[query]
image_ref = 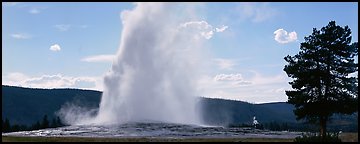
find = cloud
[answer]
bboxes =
[213,73,252,87]
[54,24,89,31]
[10,33,31,39]
[214,73,246,81]
[197,71,291,103]
[2,72,103,91]
[50,44,61,51]
[201,30,214,39]
[274,28,298,44]
[179,20,228,39]
[81,54,115,63]
[54,24,71,31]
[213,58,236,70]
[29,8,40,14]
[215,25,228,32]
[237,2,277,23]
[180,21,212,29]
[5,72,29,82]
[234,81,252,86]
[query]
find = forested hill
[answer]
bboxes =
[2,85,101,125]
[200,98,297,125]
[2,85,357,132]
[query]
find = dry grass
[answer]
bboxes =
[3,132,357,142]
[339,132,358,142]
[2,136,294,142]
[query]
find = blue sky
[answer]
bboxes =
[2,2,358,103]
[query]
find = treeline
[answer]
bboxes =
[2,115,65,133]
[262,121,318,132]
[2,85,101,126]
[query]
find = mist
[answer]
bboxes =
[59,3,211,126]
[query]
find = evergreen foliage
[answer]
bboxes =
[284,21,358,140]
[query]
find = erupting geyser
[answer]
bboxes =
[84,3,206,125]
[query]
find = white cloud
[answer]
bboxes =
[2,72,104,91]
[10,33,31,39]
[215,25,228,32]
[180,21,212,29]
[237,2,277,23]
[274,28,298,44]
[5,72,29,82]
[213,73,252,87]
[179,20,228,39]
[234,81,252,86]
[214,73,244,81]
[213,58,236,70]
[197,71,291,104]
[29,8,40,14]
[54,24,71,31]
[54,24,89,31]
[81,54,115,63]
[50,44,61,52]
[201,30,214,39]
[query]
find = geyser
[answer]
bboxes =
[88,3,207,125]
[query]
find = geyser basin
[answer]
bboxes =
[2,122,302,139]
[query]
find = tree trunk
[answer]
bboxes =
[319,116,327,141]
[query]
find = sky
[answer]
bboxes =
[2,2,358,104]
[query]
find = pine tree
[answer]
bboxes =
[32,121,41,130]
[41,115,49,129]
[56,116,62,127]
[284,21,358,140]
[3,118,11,132]
[51,117,57,128]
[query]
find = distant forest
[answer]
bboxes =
[2,85,358,133]
[3,115,65,132]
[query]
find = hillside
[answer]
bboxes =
[2,85,357,132]
[2,85,101,125]
[200,98,297,125]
